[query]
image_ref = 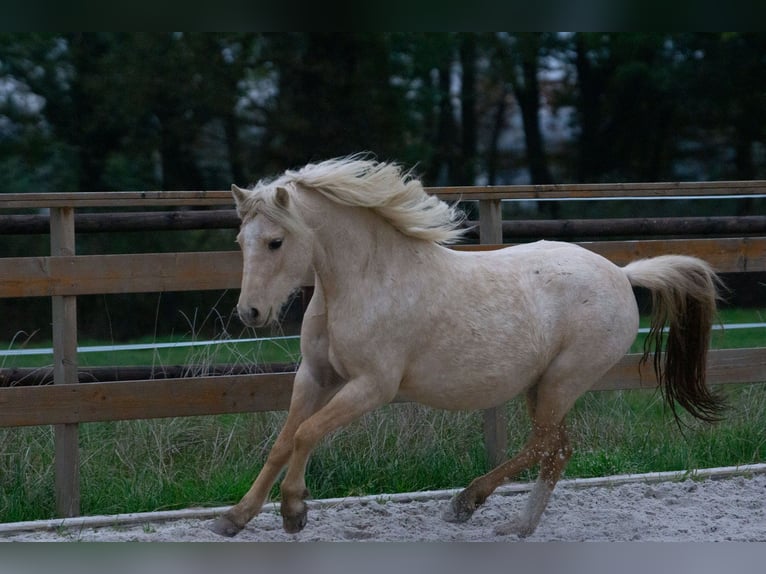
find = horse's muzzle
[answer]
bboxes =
[237,305,268,327]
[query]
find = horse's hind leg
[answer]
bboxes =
[442,415,568,528]
[443,378,576,537]
[494,385,573,537]
[495,422,571,537]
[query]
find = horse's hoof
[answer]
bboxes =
[442,491,479,523]
[281,502,308,534]
[494,517,537,538]
[209,515,244,537]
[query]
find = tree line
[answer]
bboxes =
[2,32,766,196]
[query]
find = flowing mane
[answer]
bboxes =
[256,157,465,244]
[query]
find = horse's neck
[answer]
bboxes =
[300,193,442,301]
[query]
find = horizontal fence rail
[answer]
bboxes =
[4,179,766,208]
[0,361,300,387]
[3,212,766,238]
[1,237,764,299]
[1,180,765,520]
[0,348,764,427]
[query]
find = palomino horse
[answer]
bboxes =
[212,157,724,538]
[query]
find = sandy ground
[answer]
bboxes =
[2,467,765,542]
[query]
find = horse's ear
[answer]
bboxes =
[231,184,249,218]
[275,186,290,209]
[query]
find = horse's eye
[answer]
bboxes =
[268,238,283,251]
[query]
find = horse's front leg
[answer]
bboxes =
[210,363,337,537]
[279,377,394,533]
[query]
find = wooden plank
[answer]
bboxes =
[473,216,766,240]
[594,348,766,391]
[0,373,295,427]
[1,237,763,299]
[0,349,761,428]
[430,180,766,201]
[482,408,508,468]
[3,180,766,208]
[0,362,300,387]
[5,212,766,238]
[0,251,243,298]
[579,237,766,271]
[0,210,239,235]
[1,191,234,209]
[452,237,766,273]
[478,199,503,244]
[50,207,80,518]
[478,199,508,468]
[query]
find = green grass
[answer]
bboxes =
[0,308,763,523]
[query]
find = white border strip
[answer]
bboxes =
[0,335,300,357]
[1,463,764,535]
[636,322,765,334]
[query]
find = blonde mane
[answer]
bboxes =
[253,157,465,244]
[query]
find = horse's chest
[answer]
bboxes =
[326,342,350,381]
[323,322,402,383]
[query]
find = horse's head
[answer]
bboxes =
[232,183,313,328]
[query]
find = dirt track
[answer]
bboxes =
[2,465,765,542]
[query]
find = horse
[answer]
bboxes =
[211,156,725,538]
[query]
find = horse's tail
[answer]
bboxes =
[623,255,726,424]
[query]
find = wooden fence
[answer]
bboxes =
[1,181,766,519]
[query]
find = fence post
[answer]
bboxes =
[478,198,508,468]
[50,206,80,517]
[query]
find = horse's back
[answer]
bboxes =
[469,240,639,358]
[451,240,637,325]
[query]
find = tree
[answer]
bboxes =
[0,33,79,193]
[258,33,408,173]
[486,33,556,185]
[457,33,478,186]
[385,33,457,184]
[568,33,679,182]
[674,33,766,181]
[97,33,238,191]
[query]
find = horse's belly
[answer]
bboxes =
[397,360,538,411]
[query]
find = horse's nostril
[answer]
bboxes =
[237,306,260,325]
